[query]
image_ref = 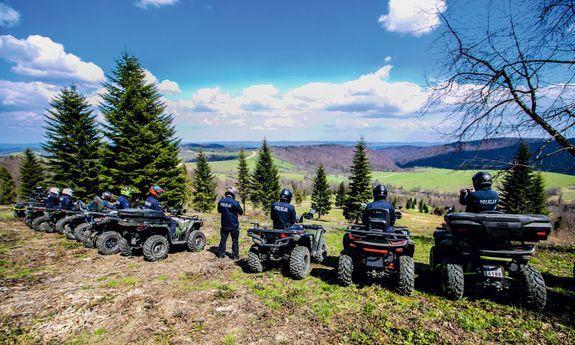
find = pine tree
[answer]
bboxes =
[528,173,548,214]
[343,138,372,222]
[335,181,346,208]
[100,52,187,206]
[236,148,250,210]
[0,167,16,204]
[190,149,217,212]
[250,139,280,209]
[311,164,332,219]
[295,190,304,205]
[499,143,533,213]
[19,148,45,199]
[43,86,102,199]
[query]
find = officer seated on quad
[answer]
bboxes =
[362,184,396,232]
[116,186,134,210]
[60,188,74,210]
[271,189,297,229]
[45,187,61,208]
[459,171,499,213]
[144,185,177,240]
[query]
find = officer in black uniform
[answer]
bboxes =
[271,189,297,229]
[459,171,499,212]
[362,184,396,232]
[217,187,243,260]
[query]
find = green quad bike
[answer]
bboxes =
[336,208,415,295]
[117,208,206,261]
[246,211,327,280]
[430,211,552,310]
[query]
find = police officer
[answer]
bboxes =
[217,187,243,260]
[100,192,116,210]
[45,187,60,208]
[362,184,396,232]
[116,186,134,209]
[144,185,177,240]
[271,189,297,229]
[459,171,499,212]
[60,188,74,210]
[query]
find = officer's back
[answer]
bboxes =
[271,189,297,230]
[218,194,243,229]
[460,172,499,213]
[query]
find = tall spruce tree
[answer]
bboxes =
[499,143,533,213]
[236,148,250,210]
[335,181,346,208]
[343,138,372,222]
[0,167,16,204]
[190,149,217,212]
[527,173,548,214]
[100,52,187,205]
[19,148,45,199]
[311,164,332,219]
[43,86,102,199]
[250,139,280,209]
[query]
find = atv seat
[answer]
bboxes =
[366,208,391,232]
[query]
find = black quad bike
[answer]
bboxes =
[13,202,31,218]
[117,208,206,261]
[60,210,107,241]
[32,208,82,233]
[24,204,47,229]
[80,211,124,254]
[246,211,327,280]
[430,211,552,310]
[336,208,415,295]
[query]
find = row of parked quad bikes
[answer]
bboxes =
[13,198,559,310]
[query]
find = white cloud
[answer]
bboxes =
[0,35,105,83]
[378,0,447,36]
[0,80,59,109]
[143,69,181,95]
[384,56,392,63]
[0,3,20,27]
[136,0,178,9]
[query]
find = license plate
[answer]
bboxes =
[483,265,504,278]
[366,257,385,268]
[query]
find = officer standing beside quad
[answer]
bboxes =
[459,171,499,213]
[144,185,177,241]
[362,184,396,232]
[271,189,297,229]
[217,187,243,260]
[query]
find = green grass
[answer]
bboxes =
[104,276,138,288]
[185,152,295,174]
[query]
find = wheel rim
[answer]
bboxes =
[105,237,118,250]
[194,236,204,247]
[153,242,166,255]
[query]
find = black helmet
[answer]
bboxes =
[225,186,236,199]
[373,184,388,201]
[472,171,493,190]
[279,189,293,203]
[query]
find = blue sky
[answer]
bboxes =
[0,0,460,143]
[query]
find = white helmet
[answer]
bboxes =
[62,188,74,197]
[49,187,60,196]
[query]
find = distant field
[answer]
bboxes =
[185,151,295,174]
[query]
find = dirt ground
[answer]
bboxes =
[0,219,333,344]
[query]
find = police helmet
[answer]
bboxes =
[279,189,293,203]
[101,191,114,201]
[372,184,388,201]
[225,186,236,199]
[62,188,74,197]
[49,187,60,196]
[121,186,136,197]
[472,171,493,190]
[149,185,165,197]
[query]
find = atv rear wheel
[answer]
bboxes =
[43,221,55,233]
[337,250,354,286]
[64,224,76,240]
[97,231,123,255]
[74,223,92,243]
[247,246,263,273]
[119,237,132,256]
[56,217,70,234]
[397,256,415,295]
[442,263,464,300]
[289,246,311,280]
[429,246,438,274]
[82,229,96,248]
[186,230,206,252]
[143,235,169,261]
[311,237,327,264]
[32,216,48,232]
[517,265,546,310]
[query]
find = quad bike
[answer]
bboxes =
[78,211,124,254]
[15,189,46,218]
[32,207,83,233]
[24,204,47,228]
[336,208,415,295]
[430,211,552,310]
[117,208,205,261]
[246,210,327,280]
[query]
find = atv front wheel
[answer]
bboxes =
[186,230,206,252]
[32,216,48,232]
[337,250,354,286]
[247,246,263,273]
[517,265,546,310]
[441,263,464,300]
[43,221,55,233]
[289,246,311,280]
[82,229,96,248]
[311,237,327,264]
[143,235,169,261]
[64,224,76,240]
[56,217,71,234]
[119,237,132,256]
[97,231,123,255]
[397,255,415,296]
[74,223,92,243]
